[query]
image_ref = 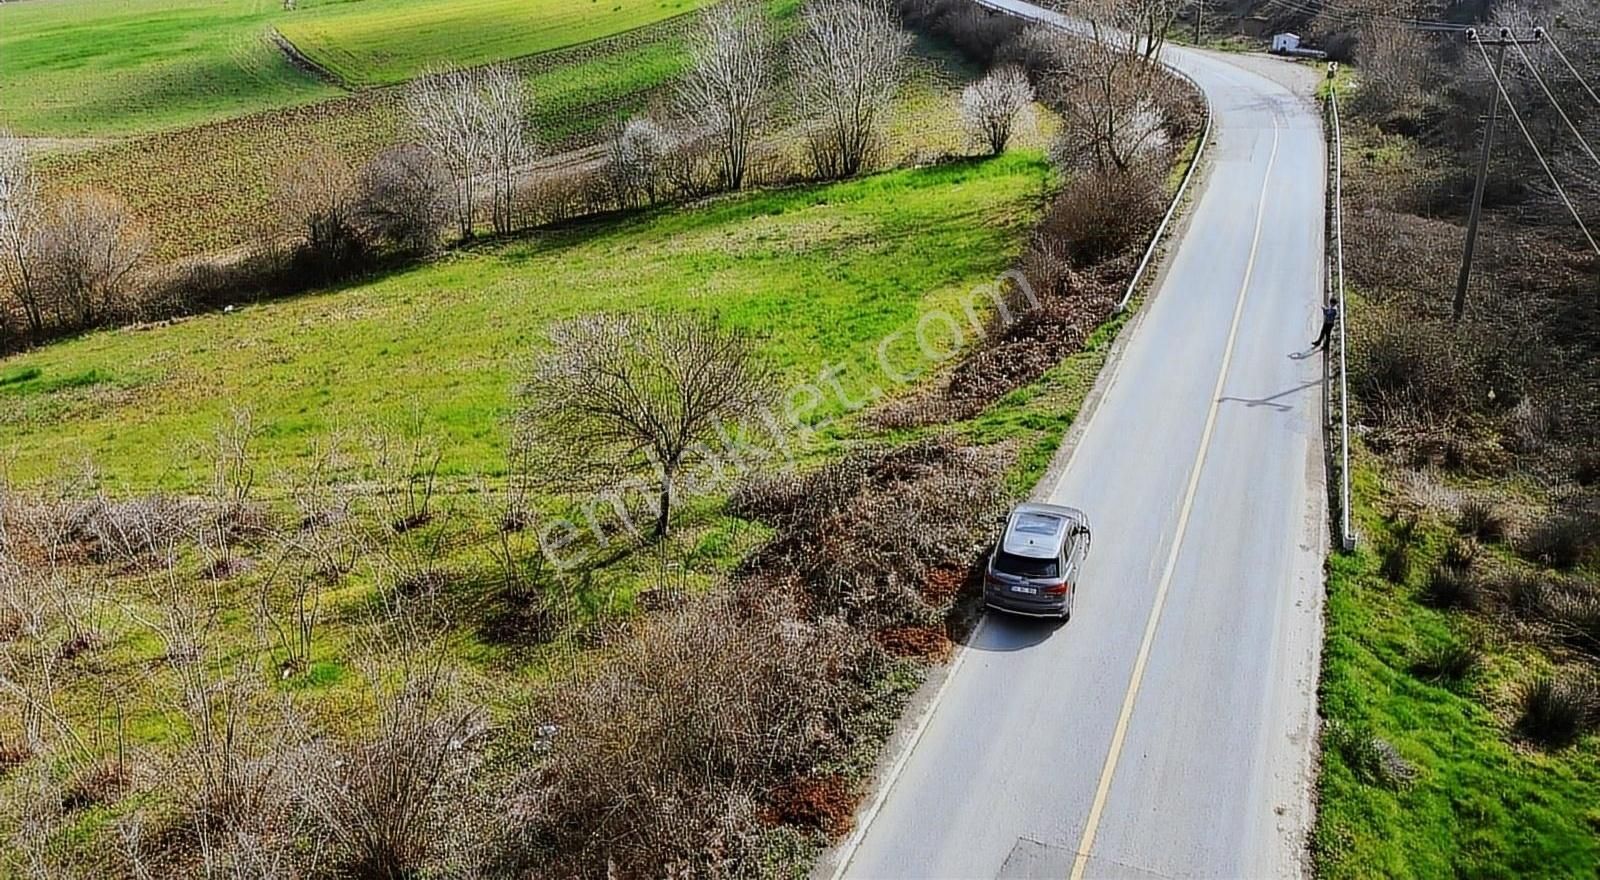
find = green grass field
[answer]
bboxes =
[0,0,338,137]
[0,0,714,138]
[279,0,714,87]
[1314,456,1600,878]
[0,153,1052,488]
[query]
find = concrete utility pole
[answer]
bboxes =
[1193,0,1203,44]
[1454,27,1541,322]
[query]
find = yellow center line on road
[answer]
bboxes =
[1067,115,1284,880]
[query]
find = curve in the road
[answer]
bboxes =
[822,6,1328,879]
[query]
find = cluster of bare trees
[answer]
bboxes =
[0,424,515,877]
[405,64,532,239]
[271,144,449,274]
[794,0,913,178]
[678,1,775,191]
[606,117,674,208]
[604,0,915,202]
[0,134,148,344]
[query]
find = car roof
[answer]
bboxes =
[1000,503,1087,559]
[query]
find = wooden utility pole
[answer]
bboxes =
[1454,27,1541,322]
[1193,0,1202,44]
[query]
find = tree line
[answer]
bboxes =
[0,0,1040,355]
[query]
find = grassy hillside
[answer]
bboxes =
[0,0,338,137]
[1316,457,1600,878]
[0,0,713,138]
[279,0,714,87]
[0,153,1052,487]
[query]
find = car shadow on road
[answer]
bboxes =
[965,612,1064,652]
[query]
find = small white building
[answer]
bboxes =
[1271,32,1302,53]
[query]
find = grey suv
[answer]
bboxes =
[982,502,1092,620]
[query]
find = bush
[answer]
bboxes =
[895,0,1029,69]
[1573,449,1600,487]
[733,437,1007,627]
[1455,500,1507,543]
[1517,672,1600,748]
[1441,536,1479,571]
[513,592,876,877]
[1324,719,1417,789]
[355,145,447,257]
[1496,567,1556,621]
[297,660,488,879]
[1039,165,1165,268]
[1546,582,1600,657]
[1521,505,1600,570]
[1380,540,1413,585]
[1411,638,1481,684]
[1420,563,1481,610]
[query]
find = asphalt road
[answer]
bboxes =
[820,8,1329,879]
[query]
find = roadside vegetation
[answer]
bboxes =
[0,0,1203,875]
[1293,0,1600,874]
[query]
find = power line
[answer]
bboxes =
[1539,31,1600,109]
[1473,32,1600,257]
[1264,0,1469,32]
[1510,35,1600,174]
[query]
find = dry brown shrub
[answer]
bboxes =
[296,657,489,879]
[867,261,1118,431]
[763,774,855,838]
[873,624,953,660]
[513,591,876,877]
[1039,164,1165,267]
[60,757,128,813]
[733,436,1007,627]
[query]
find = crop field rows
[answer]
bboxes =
[0,0,724,138]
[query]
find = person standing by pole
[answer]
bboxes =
[1310,296,1339,352]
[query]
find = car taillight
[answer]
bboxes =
[1042,581,1069,596]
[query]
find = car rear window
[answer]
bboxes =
[993,550,1060,579]
[1012,512,1065,537]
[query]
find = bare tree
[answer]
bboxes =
[1082,0,1182,62]
[406,65,531,239]
[30,190,147,331]
[1042,26,1182,173]
[659,126,722,199]
[678,1,773,191]
[607,116,672,208]
[960,65,1035,155]
[478,64,533,236]
[515,313,776,538]
[792,0,912,179]
[0,133,40,340]
[1350,23,1431,118]
[406,67,491,241]
[294,655,484,879]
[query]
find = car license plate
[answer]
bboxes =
[1011,585,1038,595]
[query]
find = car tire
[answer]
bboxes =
[1062,587,1074,621]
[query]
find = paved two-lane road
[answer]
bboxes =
[821,6,1328,878]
